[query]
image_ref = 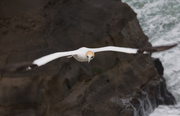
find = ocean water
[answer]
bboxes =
[122,0,180,116]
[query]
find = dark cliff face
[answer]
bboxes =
[0,0,175,116]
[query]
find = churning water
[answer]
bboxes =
[122,0,180,115]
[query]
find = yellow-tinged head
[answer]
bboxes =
[86,51,95,63]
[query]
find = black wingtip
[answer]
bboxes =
[137,43,178,54]
[153,43,178,52]
[0,62,38,73]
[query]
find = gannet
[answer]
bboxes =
[0,43,177,72]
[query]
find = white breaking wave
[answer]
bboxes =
[122,0,180,116]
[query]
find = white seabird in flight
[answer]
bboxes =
[0,43,178,72]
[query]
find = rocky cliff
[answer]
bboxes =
[0,0,176,116]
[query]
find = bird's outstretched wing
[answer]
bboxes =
[90,43,178,54]
[0,51,76,73]
[90,46,138,54]
[33,51,77,66]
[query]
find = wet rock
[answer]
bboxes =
[153,58,164,76]
[0,0,176,116]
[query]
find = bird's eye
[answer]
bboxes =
[91,56,94,59]
[87,56,89,58]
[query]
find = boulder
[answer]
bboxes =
[0,0,175,116]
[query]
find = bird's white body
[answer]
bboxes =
[72,47,90,62]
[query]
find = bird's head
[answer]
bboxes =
[86,51,95,63]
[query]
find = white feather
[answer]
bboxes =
[33,51,76,66]
[89,46,138,54]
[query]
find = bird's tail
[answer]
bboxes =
[137,43,178,54]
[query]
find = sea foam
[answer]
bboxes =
[122,0,180,115]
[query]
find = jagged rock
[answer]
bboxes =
[0,0,175,116]
[153,58,164,76]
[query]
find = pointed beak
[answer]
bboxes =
[88,57,91,63]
